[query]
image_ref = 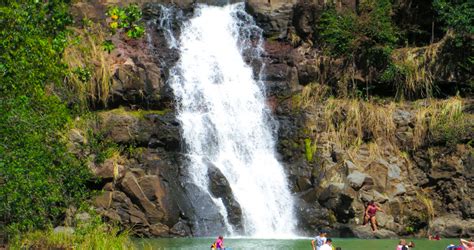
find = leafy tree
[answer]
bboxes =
[433,0,474,35]
[317,0,398,78]
[317,8,356,57]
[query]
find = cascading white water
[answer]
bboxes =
[170,3,296,237]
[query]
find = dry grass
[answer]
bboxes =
[320,98,396,151]
[293,82,331,109]
[412,96,466,148]
[302,95,468,158]
[63,24,113,108]
[416,189,435,221]
[391,31,453,99]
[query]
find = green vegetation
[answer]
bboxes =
[63,24,112,109]
[317,0,397,67]
[102,40,116,54]
[0,0,91,232]
[10,210,134,249]
[107,4,145,39]
[104,4,145,53]
[315,0,472,99]
[304,138,314,162]
[317,9,356,57]
[412,97,472,148]
[433,0,473,36]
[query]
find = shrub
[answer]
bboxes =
[433,0,474,36]
[106,4,145,39]
[317,0,398,85]
[317,8,356,57]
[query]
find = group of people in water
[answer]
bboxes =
[396,239,416,250]
[311,230,341,250]
[210,234,473,250]
[209,199,473,250]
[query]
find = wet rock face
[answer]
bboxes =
[207,165,243,233]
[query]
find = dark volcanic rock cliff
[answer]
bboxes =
[69,0,473,238]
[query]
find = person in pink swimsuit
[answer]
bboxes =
[215,235,224,250]
[363,200,384,231]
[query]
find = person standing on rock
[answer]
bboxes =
[311,230,327,250]
[363,200,384,231]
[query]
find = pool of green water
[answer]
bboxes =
[135,237,459,250]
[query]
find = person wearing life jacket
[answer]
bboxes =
[363,200,384,231]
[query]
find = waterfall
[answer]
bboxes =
[169,3,296,237]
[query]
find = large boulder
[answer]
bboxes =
[318,184,355,224]
[111,59,163,107]
[120,172,166,224]
[294,197,331,235]
[429,216,474,237]
[92,157,126,180]
[246,0,296,38]
[207,165,243,232]
[97,109,180,150]
[351,226,398,239]
[347,171,374,191]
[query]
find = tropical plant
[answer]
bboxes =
[106,4,145,39]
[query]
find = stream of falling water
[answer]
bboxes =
[169,3,296,237]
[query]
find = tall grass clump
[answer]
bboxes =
[389,32,457,99]
[294,82,331,110]
[63,24,113,109]
[413,96,471,148]
[321,98,396,151]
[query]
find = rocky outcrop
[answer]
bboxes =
[74,109,188,237]
[72,108,242,237]
[207,166,243,233]
[429,216,474,238]
[68,0,473,239]
[275,98,473,237]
